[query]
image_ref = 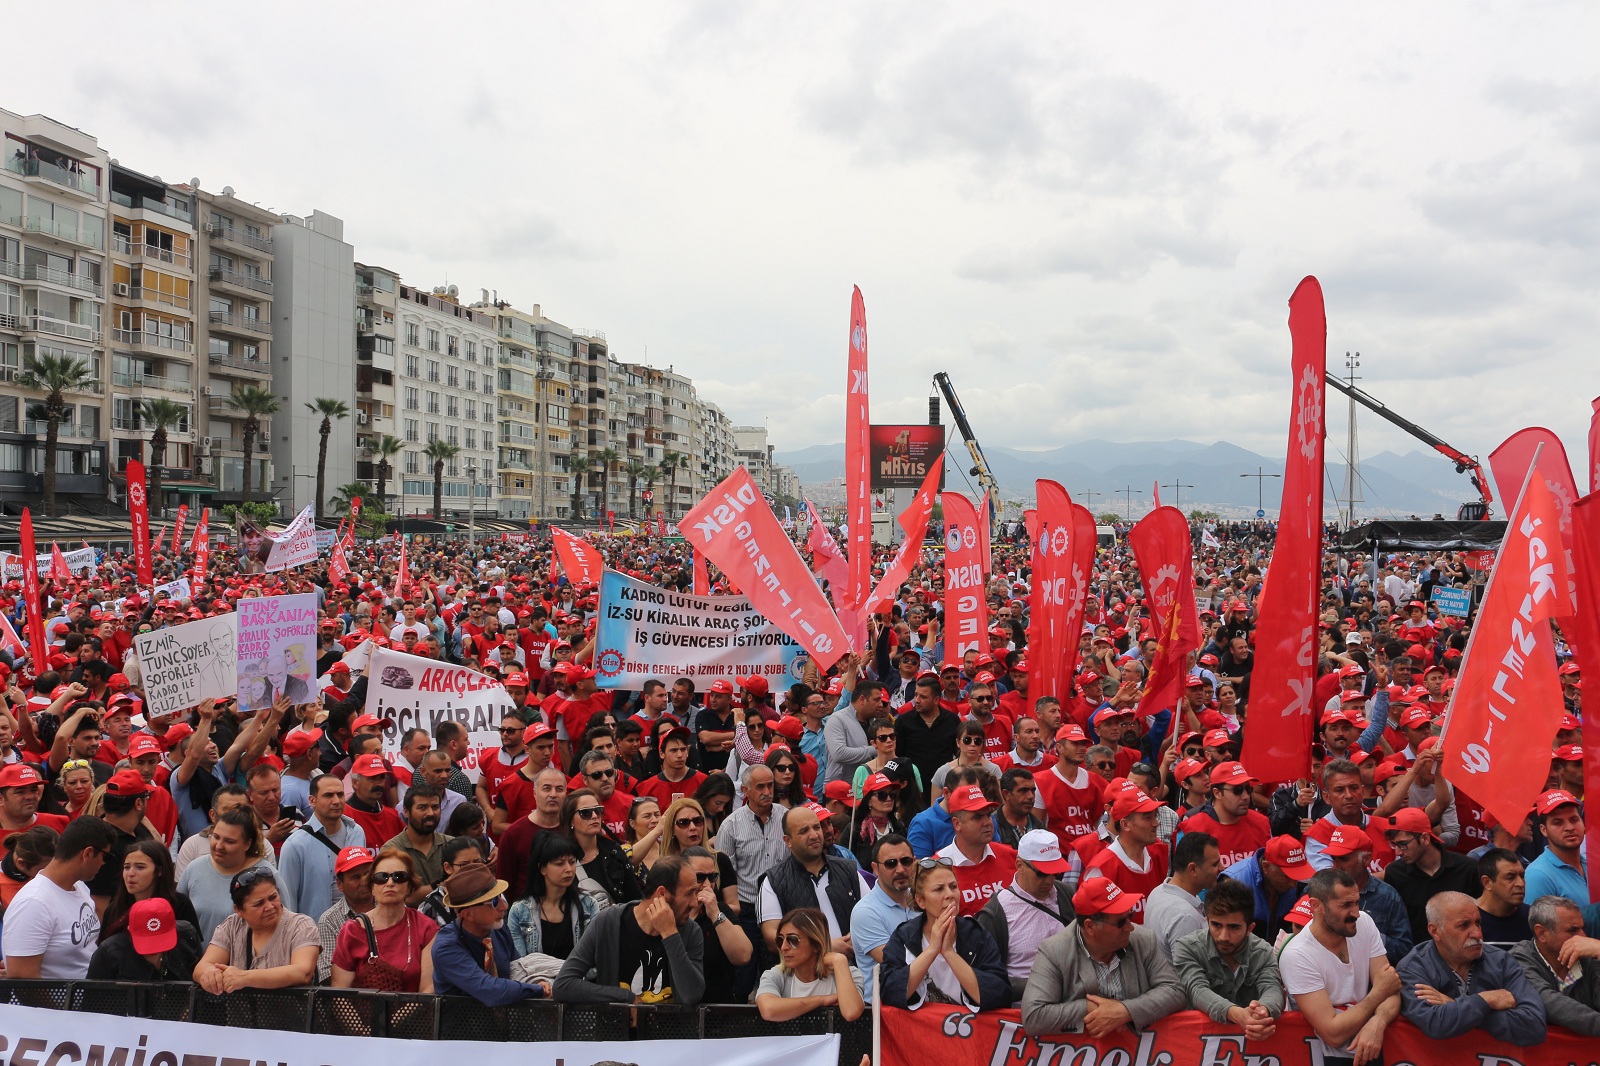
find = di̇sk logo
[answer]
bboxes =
[850,324,865,352]
[962,526,977,550]
[1049,527,1071,557]
[146,917,163,932]
[1294,365,1322,462]
[129,482,145,507]
[596,648,625,678]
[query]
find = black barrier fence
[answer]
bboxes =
[0,981,873,1065]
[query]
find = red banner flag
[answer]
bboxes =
[679,466,848,671]
[551,527,605,586]
[1029,481,1079,704]
[804,500,850,608]
[941,491,987,667]
[864,455,943,616]
[1591,397,1600,494]
[48,542,71,585]
[1152,480,1162,507]
[1566,493,1600,898]
[20,509,48,673]
[692,550,710,596]
[843,286,872,609]
[1442,467,1572,832]
[1240,277,1327,784]
[0,611,25,665]
[393,540,409,597]
[126,459,153,587]
[328,541,351,585]
[1129,506,1203,716]
[150,525,167,559]
[1489,428,1580,635]
[606,510,615,533]
[657,514,666,537]
[1022,508,1039,544]
[190,508,210,584]
[171,503,189,550]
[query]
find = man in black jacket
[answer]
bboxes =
[755,804,869,956]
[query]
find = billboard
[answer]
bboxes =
[869,424,945,490]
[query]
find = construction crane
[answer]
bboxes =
[1324,372,1494,520]
[932,372,1001,522]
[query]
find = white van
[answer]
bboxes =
[1096,524,1117,550]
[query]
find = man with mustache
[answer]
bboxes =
[1395,890,1546,1045]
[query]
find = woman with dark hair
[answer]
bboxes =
[0,824,57,913]
[444,801,497,866]
[192,867,319,992]
[506,832,596,960]
[89,898,202,981]
[765,749,808,808]
[177,805,272,940]
[561,788,639,908]
[330,847,436,992]
[640,717,680,779]
[99,839,199,942]
[681,844,752,1004]
[691,772,736,834]
[755,907,865,1022]
[879,857,1010,1011]
[929,720,1002,794]
[849,772,906,868]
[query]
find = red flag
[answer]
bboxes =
[843,287,872,609]
[1240,277,1327,783]
[1568,493,1600,898]
[551,527,605,586]
[1441,468,1571,832]
[126,459,153,587]
[393,540,409,597]
[48,542,71,584]
[1490,428,1580,636]
[1022,509,1039,545]
[679,466,848,671]
[1590,398,1600,495]
[150,525,167,559]
[977,491,992,578]
[172,503,189,549]
[805,500,850,607]
[657,514,666,537]
[191,508,210,584]
[865,456,944,615]
[942,492,987,667]
[0,611,25,664]
[1152,481,1162,508]
[20,510,48,672]
[606,510,615,533]
[1129,507,1202,715]
[1030,481,1079,704]
[692,550,710,596]
[328,540,351,584]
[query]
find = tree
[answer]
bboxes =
[226,386,281,505]
[137,398,189,519]
[16,352,97,517]
[330,482,369,515]
[1097,511,1122,526]
[366,434,404,511]
[595,447,620,517]
[624,460,649,520]
[659,451,690,519]
[306,397,350,521]
[568,454,592,520]
[423,439,460,520]
[1189,509,1221,523]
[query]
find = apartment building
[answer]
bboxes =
[0,109,111,512]
[700,401,736,494]
[354,263,400,508]
[394,284,497,518]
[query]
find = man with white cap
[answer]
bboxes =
[975,829,1077,999]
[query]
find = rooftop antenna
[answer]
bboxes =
[1343,351,1363,527]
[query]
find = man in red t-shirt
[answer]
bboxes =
[127,733,179,844]
[965,676,1013,761]
[551,666,612,763]
[474,706,531,815]
[342,753,404,847]
[1032,724,1105,852]
[1084,789,1169,923]
[492,723,558,834]
[1176,761,1271,870]
[635,727,707,808]
[0,763,69,847]
[935,782,1017,916]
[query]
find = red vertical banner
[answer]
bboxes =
[1128,507,1203,715]
[864,455,943,615]
[1240,277,1327,784]
[805,500,850,606]
[393,540,409,597]
[941,491,986,667]
[19,509,48,673]
[150,526,167,558]
[657,514,666,537]
[1441,468,1572,832]
[171,503,189,549]
[328,541,350,585]
[551,527,605,585]
[843,287,871,609]
[346,496,363,540]
[692,550,710,595]
[189,507,209,553]
[1589,398,1600,494]
[1022,509,1039,545]
[1031,481,1077,704]
[1153,480,1162,508]
[190,508,210,584]
[1566,493,1600,898]
[1489,429,1580,642]
[1068,504,1098,665]
[126,459,153,587]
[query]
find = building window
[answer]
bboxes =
[426,422,439,442]
[403,387,418,411]
[405,452,419,475]
[482,401,493,421]
[426,360,439,383]
[405,354,419,377]
[426,329,439,352]
[464,340,476,362]
[446,396,458,418]
[404,418,418,443]
[405,323,419,347]
[425,391,439,414]
[446,426,458,445]
[446,366,458,387]
[465,428,476,449]
[446,336,458,357]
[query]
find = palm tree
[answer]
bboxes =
[331,482,368,515]
[226,386,281,504]
[624,460,649,519]
[423,439,460,519]
[16,352,97,517]
[595,447,620,517]
[568,454,592,520]
[137,397,188,519]
[659,450,690,519]
[306,397,351,521]
[366,434,404,511]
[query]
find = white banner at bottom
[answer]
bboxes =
[0,1002,839,1066]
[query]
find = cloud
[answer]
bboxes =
[957,209,1239,285]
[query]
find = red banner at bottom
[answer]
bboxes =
[883,1005,1581,1066]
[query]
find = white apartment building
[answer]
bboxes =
[354,262,400,507]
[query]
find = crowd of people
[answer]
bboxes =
[0,521,1595,1062]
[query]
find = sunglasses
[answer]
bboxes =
[1091,761,1115,771]
[575,806,606,820]
[877,856,916,869]
[778,933,809,949]
[371,870,411,885]
[873,734,896,743]
[960,737,984,746]
[585,768,616,779]
[969,695,994,703]
[675,815,705,828]
[915,856,955,871]
[772,763,796,773]
[695,871,720,885]
[1090,914,1133,929]
[498,726,522,734]
[231,867,277,892]
[1217,784,1252,796]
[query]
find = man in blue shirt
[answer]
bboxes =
[849,834,918,1002]
[432,864,550,1003]
[1525,789,1590,903]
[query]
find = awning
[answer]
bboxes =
[1339,520,1507,553]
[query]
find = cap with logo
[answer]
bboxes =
[350,753,392,778]
[1209,761,1257,787]
[128,898,178,954]
[1072,876,1141,916]
[0,763,44,789]
[1320,824,1374,858]
[1263,836,1316,881]
[1535,789,1581,817]
[1017,829,1070,874]
[822,780,858,808]
[128,733,164,760]
[947,783,997,813]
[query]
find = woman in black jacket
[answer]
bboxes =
[562,789,640,908]
[879,857,1011,1011]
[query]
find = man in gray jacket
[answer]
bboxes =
[1511,894,1600,1036]
[553,854,705,1006]
[1396,891,1545,1046]
[1021,876,1187,1037]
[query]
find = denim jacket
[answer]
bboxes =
[506,892,599,959]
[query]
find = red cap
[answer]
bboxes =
[822,780,858,807]
[1398,706,1434,730]
[1558,662,1581,677]
[1011,658,1029,672]
[105,768,153,797]
[503,672,529,688]
[1338,664,1365,679]
[128,734,164,760]
[1321,824,1373,857]
[825,678,844,696]
[1339,690,1368,706]
[1377,807,1435,839]
[1173,758,1209,784]
[947,783,997,813]
[1174,730,1202,750]
[329,661,351,675]
[1535,789,1581,816]
[161,723,194,751]
[1558,713,1582,731]
[1203,728,1233,748]
[107,673,130,691]
[1055,724,1088,744]
[1210,761,1256,786]
[861,772,896,796]
[1072,876,1141,916]
[128,898,178,954]
[350,713,392,732]
[1554,744,1584,762]
[1263,836,1316,880]
[1320,708,1360,727]
[974,671,997,686]
[1373,761,1405,784]
[740,675,770,697]
[350,753,392,778]
[334,845,377,874]
[0,763,44,789]
[708,679,736,695]
[1406,644,1428,659]
[523,722,556,745]
[771,716,804,742]
[1110,789,1162,821]
[1286,895,1316,927]
[1184,675,1207,689]
[282,729,322,758]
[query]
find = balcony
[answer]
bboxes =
[112,327,191,353]
[208,266,272,295]
[207,350,271,376]
[23,264,101,296]
[27,315,101,345]
[113,235,193,268]
[5,154,100,198]
[111,191,193,227]
[128,286,191,311]
[24,216,102,250]
[208,310,271,336]
[205,223,273,254]
[112,371,192,394]
[21,420,98,438]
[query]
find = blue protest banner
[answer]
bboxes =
[1430,585,1472,618]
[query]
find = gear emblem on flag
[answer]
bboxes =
[596,648,625,678]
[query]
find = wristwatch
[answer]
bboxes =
[712,912,729,927]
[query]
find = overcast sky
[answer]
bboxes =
[17,2,1598,479]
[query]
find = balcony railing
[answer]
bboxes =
[21,420,98,437]
[205,223,274,253]
[112,372,191,392]
[5,154,100,197]
[23,263,101,295]
[111,327,191,353]
[24,216,102,249]
[27,315,100,344]
[208,266,272,294]
[111,190,193,224]
[207,350,271,374]
[209,309,271,335]
[130,286,190,310]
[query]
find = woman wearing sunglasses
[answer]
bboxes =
[681,844,752,1004]
[331,848,437,992]
[764,749,809,808]
[879,856,1010,1011]
[755,907,865,1022]
[929,720,1002,795]
[506,833,596,962]
[849,772,906,869]
[659,796,740,915]
[849,716,924,800]
[192,867,319,993]
[561,788,640,909]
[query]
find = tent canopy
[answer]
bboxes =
[1339,520,1506,553]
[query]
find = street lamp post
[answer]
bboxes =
[1239,467,1281,516]
[466,461,477,548]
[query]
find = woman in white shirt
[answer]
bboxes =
[755,907,865,1022]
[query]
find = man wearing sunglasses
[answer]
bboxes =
[575,750,635,840]
[1179,761,1272,871]
[1021,876,1186,1037]
[848,834,918,1003]
[976,830,1077,1000]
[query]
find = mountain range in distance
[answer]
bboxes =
[776,439,1486,520]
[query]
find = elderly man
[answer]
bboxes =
[1396,891,1546,1044]
[432,864,551,1004]
[714,762,787,999]
[976,830,1077,999]
[1172,878,1284,1041]
[1021,876,1187,1037]
[314,845,375,983]
[1511,894,1600,1035]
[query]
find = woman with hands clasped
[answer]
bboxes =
[879,857,1011,1010]
[755,907,865,1022]
[192,867,318,993]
